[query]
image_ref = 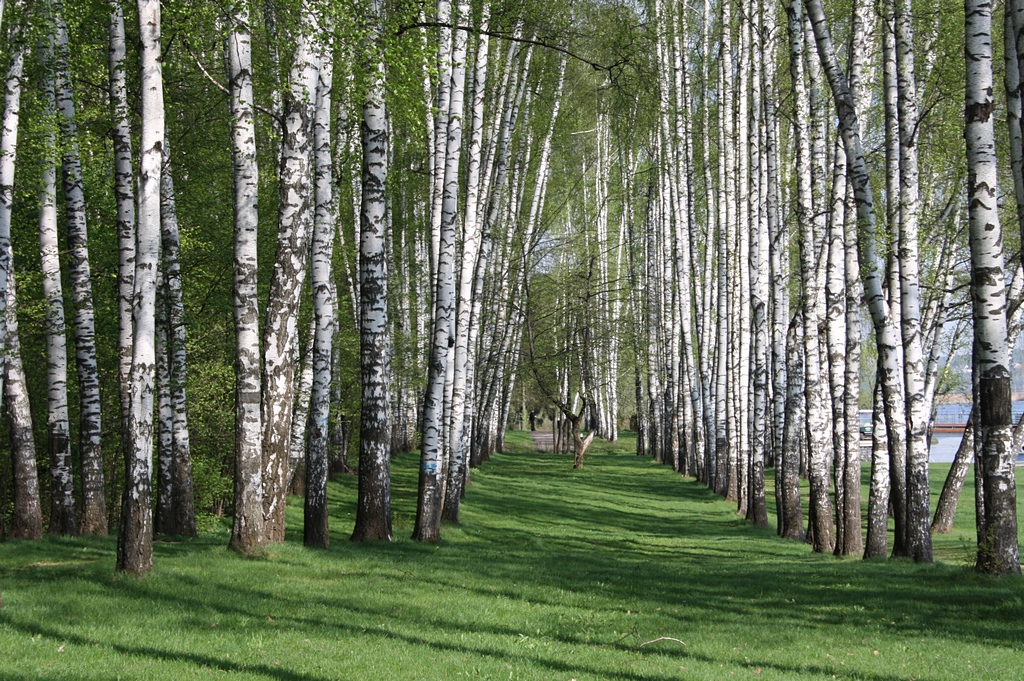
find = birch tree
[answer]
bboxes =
[351,0,393,542]
[964,0,1020,575]
[160,138,195,538]
[227,0,264,555]
[118,0,164,575]
[51,0,105,536]
[6,265,41,540]
[109,0,135,463]
[414,0,469,542]
[261,3,320,543]
[305,40,334,548]
[790,0,833,553]
[38,30,75,536]
[0,0,25,425]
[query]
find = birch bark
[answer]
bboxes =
[351,0,393,542]
[305,46,334,548]
[52,0,105,536]
[226,1,264,555]
[118,0,163,575]
[790,0,833,553]
[261,4,319,543]
[109,0,135,469]
[38,33,75,536]
[0,0,25,421]
[6,266,42,540]
[414,0,469,542]
[965,0,1020,574]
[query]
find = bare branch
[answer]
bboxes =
[398,22,627,74]
[183,41,282,126]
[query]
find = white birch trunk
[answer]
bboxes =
[109,0,135,471]
[351,0,392,542]
[414,0,469,541]
[226,1,264,555]
[118,0,163,575]
[51,0,105,536]
[261,5,319,543]
[791,0,834,552]
[965,0,1021,574]
[305,47,334,548]
[0,1,25,417]
[880,2,909,555]
[804,0,913,561]
[893,0,933,563]
[38,33,75,536]
[6,265,42,540]
[160,138,196,538]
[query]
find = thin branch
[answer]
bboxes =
[183,42,282,126]
[398,21,627,73]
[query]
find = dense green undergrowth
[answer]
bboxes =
[1,432,1022,680]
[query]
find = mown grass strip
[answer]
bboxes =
[1,432,1021,680]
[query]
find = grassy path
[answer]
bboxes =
[1,432,1022,679]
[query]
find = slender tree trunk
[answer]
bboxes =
[261,5,319,543]
[155,273,173,535]
[288,320,315,495]
[444,5,490,523]
[931,412,974,534]
[0,0,26,432]
[226,1,265,555]
[109,0,136,482]
[965,0,1020,574]
[38,34,75,536]
[880,5,909,558]
[118,0,164,575]
[305,45,334,548]
[160,138,196,538]
[864,381,890,557]
[790,0,833,553]
[7,266,42,540]
[779,313,805,541]
[415,0,470,542]
[893,0,933,564]
[51,1,105,536]
[351,0,393,542]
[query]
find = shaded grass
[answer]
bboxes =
[1,432,1022,680]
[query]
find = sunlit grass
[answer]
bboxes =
[1,432,1022,680]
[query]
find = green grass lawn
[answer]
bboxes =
[2,432,1022,680]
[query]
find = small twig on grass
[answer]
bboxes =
[639,636,687,648]
[605,623,686,649]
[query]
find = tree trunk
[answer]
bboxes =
[38,34,75,536]
[226,1,265,556]
[893,0,933,565]
[931,413,973,535]
[351,0,393,542]
[52,1,105,536]
[261,5,319,543]
[118,0,163,575]
[790,0,833,553]
[0,0,26,442]
[109,0,136,493]
[160,138,196,538]
[305,45,334,549]
[864,381,890,557]
[6,266,42,540]
[778,313,805,541]
[964,0,1021,574]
